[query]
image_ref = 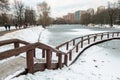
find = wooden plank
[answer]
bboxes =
[34,63,46,72]
[0,39,19,46]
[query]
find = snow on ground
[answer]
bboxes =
[0,26,50,44]
[0,25,120,80]
[70,29,105,36]
[94,24,120,29]
[0,26,16,31]
[10,40,120,80]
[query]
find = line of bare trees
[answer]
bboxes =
[0,0,37,27]
[80,1,120,27]
[0,0,119,28]
[0,0,51,28]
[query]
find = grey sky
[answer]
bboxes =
[9,0,118,18]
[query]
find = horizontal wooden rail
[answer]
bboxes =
[0,39,30,46]
[0,43,39,60]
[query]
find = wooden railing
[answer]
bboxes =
[56,32,120,65]
[0,39,66,73]
[0,32,120,74]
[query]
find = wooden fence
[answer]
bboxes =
[56,32,120,65]
[0,39,66,73]
[0,32,120,74]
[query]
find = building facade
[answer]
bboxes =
[63,13,75,23]
[67,13,74,23]
[74,10,86,23]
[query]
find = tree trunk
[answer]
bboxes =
[110,15,113,27]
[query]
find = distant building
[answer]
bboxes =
[118,0,120,9]
[67,13,75,23]
[63,13,75,23]
[97,6,105,13]
[74,10,86,23]
[74,11,80,22]
[63,15,68,21]
[87,8,94,15]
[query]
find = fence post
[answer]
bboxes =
[76,45,78,53]
[88,35,90,44]
[64,54,68,66]
[117,32,119,36]
[96,34,97,40]
[14,42,20,56]
[112,33,114,37]
[73,39,75,46]
[107,32,109,39]
[81,37,83,48]
[58,53,62,68]
[69,50,72,61]
[26,49,35,73]
[94,36,96,42]
[66,42,69,50]
[101,33,103,40]
[14,42,19,48]
[46,49,52,69]
[42,49,46,58]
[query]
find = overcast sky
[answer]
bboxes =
[9,0,118,18]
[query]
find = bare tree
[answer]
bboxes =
[0,0,9,12]
[107,2,117,27]
[94,11,107,26]
[0,13,8,25]
[24,7,36,25]
[37,1,51,28]
[80,13,91,25]
[13,0,25,26]
[116,0,120,25]
[0,0,10,25]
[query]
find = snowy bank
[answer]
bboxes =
[0,26,50,44]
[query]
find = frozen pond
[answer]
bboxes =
[44,25,120,46]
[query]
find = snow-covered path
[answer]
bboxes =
[0,57,26,80]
